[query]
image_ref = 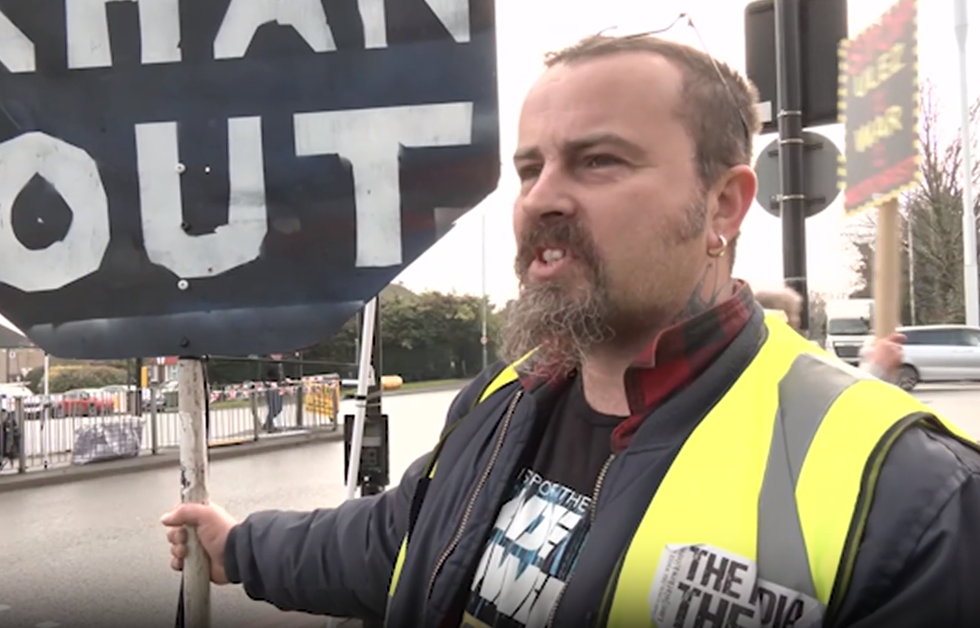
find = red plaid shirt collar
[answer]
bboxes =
[517,279,755,453]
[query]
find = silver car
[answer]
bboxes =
[896,324,980,390]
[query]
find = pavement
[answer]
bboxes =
[0,427,344,494]
[909,382,980,436]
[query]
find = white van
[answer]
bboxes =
[824,299,875,366]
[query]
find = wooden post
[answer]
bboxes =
[874,197,902,337]
[178,358,211,628]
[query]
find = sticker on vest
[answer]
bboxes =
[648,544,824,628]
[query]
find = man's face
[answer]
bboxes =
[501,52,717,371]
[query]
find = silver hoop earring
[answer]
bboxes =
[707,233,728,258]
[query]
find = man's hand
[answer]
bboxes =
[861,333,906,381]
[161,502,239,584]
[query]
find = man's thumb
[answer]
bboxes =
[160,503,210,527]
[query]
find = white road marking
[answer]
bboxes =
[36,622,60,628]
[0,604,10,611]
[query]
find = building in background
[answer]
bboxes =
[0,322,41,383]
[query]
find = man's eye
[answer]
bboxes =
[517,165,542,180]
[584,154,621,168]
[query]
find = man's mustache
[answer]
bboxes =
[515,219,600,274]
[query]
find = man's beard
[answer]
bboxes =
[498,197,708,377]
[499,220,615,377]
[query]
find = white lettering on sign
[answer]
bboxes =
[65,0,182,69]
[423,0,470,43]
[0,104,475,291]
[0,4,480,288]
[356,0,470,49]
[3,0,470,71]
[0,9,36,73]
[135,117,268,279]
[649,544,824,628]
[0,133,111,292]
[294,102,473,268]
[357,0,387,49]
[213,0,337,59]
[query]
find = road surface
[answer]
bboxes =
[1,385,978,628]
[910,382,980,433]
[0,388,454,628]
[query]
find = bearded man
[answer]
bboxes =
[162,33,980,628]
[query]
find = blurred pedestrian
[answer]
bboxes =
[756,287,905,380]
[263,362,284,432]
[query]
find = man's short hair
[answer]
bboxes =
[543,33,762,188]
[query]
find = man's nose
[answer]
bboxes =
[519,164,576,220]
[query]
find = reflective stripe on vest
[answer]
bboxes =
[603,316,975,628]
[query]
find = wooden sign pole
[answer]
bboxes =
[178,357,211,628]
[874,197,902,338]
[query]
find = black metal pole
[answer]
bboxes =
[353,310,362,374]
[367,301,382,421]
[775,0,809,333]
[361,300,385,496]
[135,357,143,417]
[361,302,386,628]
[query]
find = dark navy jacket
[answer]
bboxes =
[224,308,980,627]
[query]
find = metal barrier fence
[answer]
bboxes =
[0,377,341,476]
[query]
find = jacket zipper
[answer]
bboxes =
[545,452,617,628]
[424,389,524,603]
[592,549,626,628]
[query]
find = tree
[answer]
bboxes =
[846,81,980,325]
[272,284,510,385]
[846,219,915,325]
[379,290,503,381]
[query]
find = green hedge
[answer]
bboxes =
[25,364,128,394]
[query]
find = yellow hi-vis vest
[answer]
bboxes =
[763,308,788,323]
[387,314,977,627]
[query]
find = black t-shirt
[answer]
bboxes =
[461,376,624,628]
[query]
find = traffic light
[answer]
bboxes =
[744,0,848,135]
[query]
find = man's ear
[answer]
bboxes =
[710,164,756,241]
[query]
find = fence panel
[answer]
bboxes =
[1,376,341,476]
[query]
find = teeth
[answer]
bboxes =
[542,249,565,263]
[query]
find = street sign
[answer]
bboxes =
[838,0,921,216]
[754,130,842,218]
[754,101,773,127]
[0,0,499,359]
